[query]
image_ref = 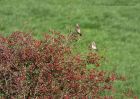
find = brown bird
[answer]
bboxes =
[88,41,98,51]
[91,41,97,50]
[75,24,82,36]
[67,24,82,43]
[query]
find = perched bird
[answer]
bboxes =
[75,24,82,36]
[67,24,82,42]
[91,41,97,50]
[88,41,98,51]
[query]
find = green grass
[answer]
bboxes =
[0,0,140,98]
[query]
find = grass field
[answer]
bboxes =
[0,0,140,98]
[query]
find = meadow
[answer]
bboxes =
[0,0,140,98]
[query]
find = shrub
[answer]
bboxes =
[0,31,136,99]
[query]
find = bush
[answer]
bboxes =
[0,31,136,99]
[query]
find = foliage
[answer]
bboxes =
[0,31,136,99]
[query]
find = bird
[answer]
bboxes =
[90,41,98,51]
[67,24,82,42]
[88,41,98,51]
[75,24,82,36]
